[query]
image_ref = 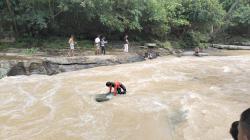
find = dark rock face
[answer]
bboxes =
[7,62,26,76]
[1,54,145,77]
[6,62,53,76]
[29,62,47,75]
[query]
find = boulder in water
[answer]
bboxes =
[29,62,47,75]
[7,62,26,76]
[95,93,113,102]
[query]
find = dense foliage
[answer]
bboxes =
[0,0,249,46]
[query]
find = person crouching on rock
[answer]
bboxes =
[194,47,200,56]
[106,81,126,96]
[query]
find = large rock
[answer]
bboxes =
[0,67,9,78]
[233,42,250,46]
[29,62,48,75]
[180,51,209,57]
[0,60,22,78]
[0,53,145,78]
[7,62,26,76]
[212,44,250,50]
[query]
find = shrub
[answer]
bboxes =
[22,48,39,56]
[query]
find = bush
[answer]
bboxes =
[170,41,184,49]
[77,40,93,49]
[182,31,199,48]
[181,31,209,48]
[159,41,173,49]
[22,48,39,56]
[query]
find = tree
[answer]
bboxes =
[181,0,225,31]
[0,0,247,40]
[230,1,250,27]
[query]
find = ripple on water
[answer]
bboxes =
[0,55,250,140]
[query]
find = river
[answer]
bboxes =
[0,50,250,140]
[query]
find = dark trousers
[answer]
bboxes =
[101,46,105,55]
[117,84,126,94]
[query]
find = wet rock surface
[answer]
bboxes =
[212,44,250,50]
[2,44,248,78]
[0,54,145,77]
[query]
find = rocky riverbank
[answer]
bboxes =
[212,44,250,50]
[0,53,146,78]
[1,44,250,78]
[0,43,175,78]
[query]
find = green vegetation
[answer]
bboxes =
[0,37,94,52]
[22,48,39,56]
[0,0,249,49]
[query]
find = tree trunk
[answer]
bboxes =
[48,0,54,22]
[5,0,18,36]
[211,25,214,34]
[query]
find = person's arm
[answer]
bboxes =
[113,84,118,96]
[109,86,112,93]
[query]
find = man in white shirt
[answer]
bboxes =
[95,35,101,55]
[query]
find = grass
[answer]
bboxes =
[76,40,94,49]
[0,37,94,51]
[22,48,39,56]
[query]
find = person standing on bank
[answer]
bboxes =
[94,35,101,55]
[68,35,76,57]
[100,36,108,55]
[124,34,129,53]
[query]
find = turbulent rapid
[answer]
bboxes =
[0,51,250,140]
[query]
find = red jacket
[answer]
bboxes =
[109,81,121,96]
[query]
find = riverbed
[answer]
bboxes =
[0,50,250,140]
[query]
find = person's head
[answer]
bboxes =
[106,81,112,87]
[230,121,239,140]
[70,35,74,39]
[238,108,250,140]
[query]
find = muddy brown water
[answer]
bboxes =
[0,50,250,140]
